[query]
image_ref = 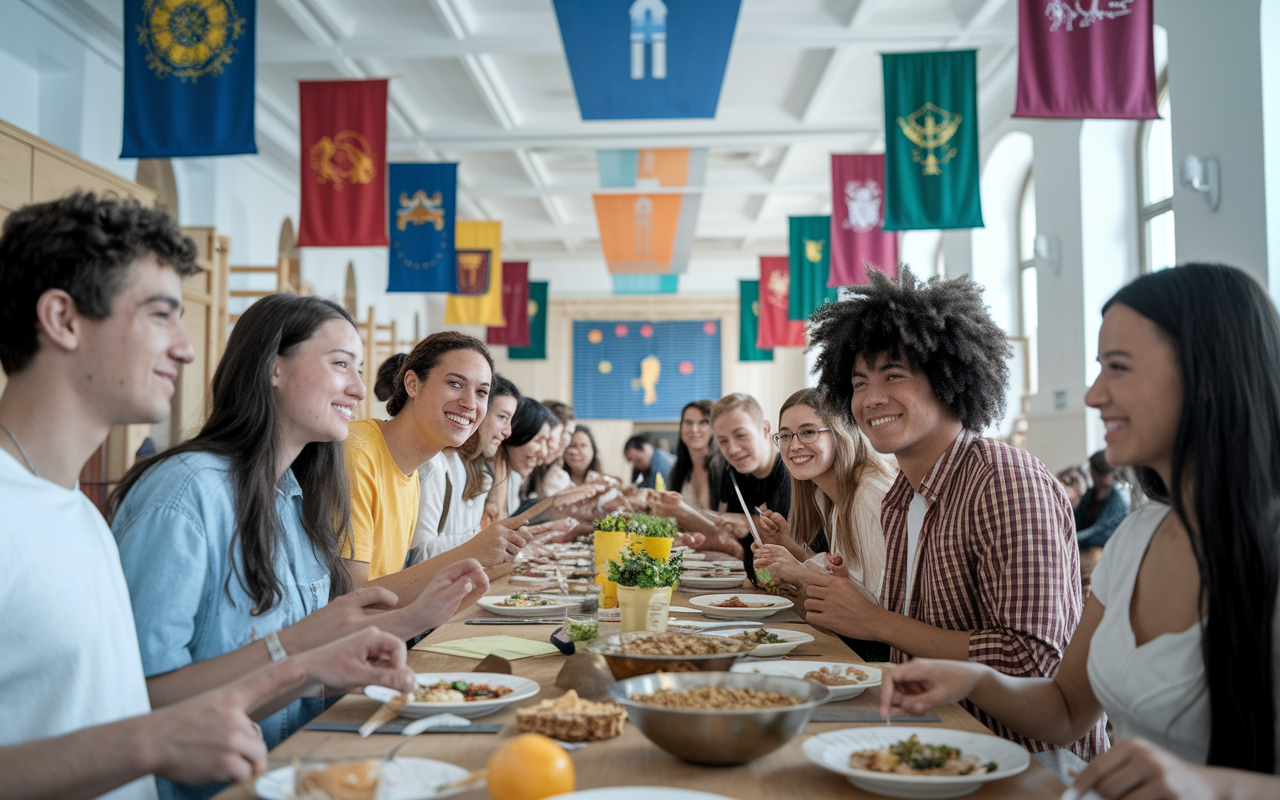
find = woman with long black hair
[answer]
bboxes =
[879,264,1280,797]
[110,295,487,800]
[666,399,722,509]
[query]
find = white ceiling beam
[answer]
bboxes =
[847,0,882,28]
[798,46,850,124]
[513,149,575,251]
[950,0,1012,46]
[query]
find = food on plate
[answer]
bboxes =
[731,630,786,645]
[848,735,997,776]
[413,680,514,703]
[487,733,576,800]
[616,632,745,656]
[498,593,555,608]
[803,665,870,686]
[632,686,801,710]
[690,568,742,578]
[712,595,770,609]
[515,689,626,741]
[294,759,379,800]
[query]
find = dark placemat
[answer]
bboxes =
[809,708,941,723]
[304,721,502,734]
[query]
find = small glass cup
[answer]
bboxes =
[565,594,600,648]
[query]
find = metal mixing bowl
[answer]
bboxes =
[586,632,756,680]
[609,671,830,765]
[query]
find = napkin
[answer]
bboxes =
[415,635,559,660]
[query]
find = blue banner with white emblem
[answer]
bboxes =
[121,0,257,157]
[387,163,459,293]
[552,0,741,120]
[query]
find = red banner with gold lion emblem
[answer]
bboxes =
[756,256,806,349]
[298,79,387,246]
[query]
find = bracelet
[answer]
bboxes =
[264,631,288,662]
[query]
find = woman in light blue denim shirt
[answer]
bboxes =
[111,295,489,800]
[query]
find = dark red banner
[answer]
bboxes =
[298,79,388,246]
[486,262,531,347]
[757,256,806,349]
[830,154,898,286]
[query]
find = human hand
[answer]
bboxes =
[1062,738,1217,800]
[465,518,533,566]
[648,490,684,516]
[755,507,791,546]
[714,513,750,541]
[281,585,401,653]
[550,482,607,509]
[148,661,308,785]
[876,657,987,719]
[803,571,884,639]
[752,543,803,584]
[523,517,582,545]
[401,558,489,632]
[291,626,415,695]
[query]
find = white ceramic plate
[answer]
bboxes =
[255,757,474,800]
[398,672,540,719]
[477,594,573,618]
[704,627,814,657]
[687,593,793,619]
[731,661,881,701]
[678,573,749,590]
[546,788,738,800]
[801,727,1030,799]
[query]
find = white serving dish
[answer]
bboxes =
[477,594,573,618]
[802,726,1030,799]
[731,660,881,701]
[255,757,474,800]
[392,672,540,719]
[704,627,815,657]
[687,593,793,619]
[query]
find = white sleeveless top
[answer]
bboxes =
[1087,502,1280,766]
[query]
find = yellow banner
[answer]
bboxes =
[445,220,506,326]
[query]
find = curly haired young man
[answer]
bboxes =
[803,267,1106,775]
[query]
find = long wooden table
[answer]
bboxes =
[214,574,1064,800]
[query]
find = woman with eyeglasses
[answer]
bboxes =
[752,390,895,658]
[665,400,723,510]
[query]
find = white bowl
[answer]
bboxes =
[732,660,881,701]
[255,757,474,800]
[688,593,793,619]
[802,726,1031,799]
[400,672,540,719]
[477,594,573,618]
[679,572,749,590]
[704,627,814,657]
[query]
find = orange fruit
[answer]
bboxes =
[486,733,575,800]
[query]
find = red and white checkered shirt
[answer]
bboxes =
[881,429,1107,760]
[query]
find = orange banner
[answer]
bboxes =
[593,193,683,273]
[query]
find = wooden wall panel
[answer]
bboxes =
[0,132,32,212]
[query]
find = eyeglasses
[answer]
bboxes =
[772,428,830,447]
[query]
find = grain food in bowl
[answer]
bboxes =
[618,632,746,656]
[632,686,802,710]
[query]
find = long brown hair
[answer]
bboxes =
[460,375,520,502]
[668,399,721,494]
[780,389,893,598]
[109,294,355,614]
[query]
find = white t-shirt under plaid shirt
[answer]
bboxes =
[879,429,1107,761]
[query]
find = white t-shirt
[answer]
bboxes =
[901,492,931,613]
[0,449,158,800]
[411,451,489,562]
[1086,502,1280,766]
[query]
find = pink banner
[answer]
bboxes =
[757,256,807,349]
[1014,0,1158,119]
[829,155,898,287]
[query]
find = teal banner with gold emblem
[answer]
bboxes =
[739,280,772,362]
[788,216,836,321]
[882,50,983,231]
[122,0,257,157]
[508,282,548,360]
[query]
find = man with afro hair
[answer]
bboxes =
[801,267,1105,774]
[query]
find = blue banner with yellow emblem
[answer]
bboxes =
[387,163,458,293]
[552,0,741,120]
[122,0,257,157]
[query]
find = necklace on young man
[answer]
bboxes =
[0,420,39,477]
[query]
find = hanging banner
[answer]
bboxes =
[508,282,548,360]
[1014,0,1158,119]
[444,221,505,326]
[552,0,741,120]
[387,163,457,293]
[121,0,257,157]
[757,256,807,349]
[788,217,837,321]
[487,262,531,347]
[297,80,388,247]
[882,51,983,231]
[594,148,706,277]
[830,155,899,286]
[739,280,772,362]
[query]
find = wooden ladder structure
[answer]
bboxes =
[228,256,299,324]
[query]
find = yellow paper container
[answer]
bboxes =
[594,529,627,609]
[617,585,673,633]
[627,534,674,562]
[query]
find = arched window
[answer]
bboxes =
[1140,87,1174,271]
[1017,172,1038,395]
